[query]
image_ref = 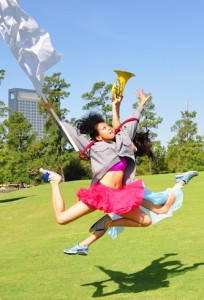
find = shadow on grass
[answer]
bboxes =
[0,195,34,203]
[82,253,204,297]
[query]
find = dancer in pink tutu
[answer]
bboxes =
[40,90,198,255]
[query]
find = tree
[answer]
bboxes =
[133,99,163,140]
[150,141,167,174]
[3,112,36,152]
[1,112,37,185]
[166,110,204,172]
[170,110,197,143]
[64,152,92,181]
[0,69,5,83]
[0,70,10,118]
[132,98,163,174]
[39,72,72,181]
[82,82,112,123]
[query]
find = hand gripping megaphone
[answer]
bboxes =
[111,70,135,101]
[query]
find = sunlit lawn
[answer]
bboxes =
[0,172,203,300]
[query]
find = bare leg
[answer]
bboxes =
[75,208,151,249]
[142,181,185,214]
[80,230,106,247]
[74,181,179,250]
[109,208,151,228]
[76,171,199,251]
[51,182,95,225]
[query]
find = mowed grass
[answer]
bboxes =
[0,172,204,300]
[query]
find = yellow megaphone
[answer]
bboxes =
[111,70,135,101]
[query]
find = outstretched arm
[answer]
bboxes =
[117,89,152,140]
[111,89,151,131]
[112,95,123,129]
[43,100,83,151]
[136,89,152,108]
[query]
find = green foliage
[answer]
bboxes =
[151,141,168,174]
[0,71,203,184]
[38,72,72,180]
[0,149,10,184]
[0,70,10,118]
[64,154,92,181]
[136,142,167,175]
[0,122,7,148]
[0,100,9,118]
[3,112,36,152]
[170,110,197,143]
[0,112,38,184]
[167,141,204,172]
[0,69,5,82]
[135,156,151,175]
[0,69,10,118]
[166,109,204,172]
[82,81,112,123]
[41,72,70,119]
[132,97,164,174]
[43,72,70,101]
[3,151,29,184]
[132,99,163,141]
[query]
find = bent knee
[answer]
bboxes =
[141,215,152,227]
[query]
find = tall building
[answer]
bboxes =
[8,88,47,140]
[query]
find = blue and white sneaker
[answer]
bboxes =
[39,168,62,184]
[175,174,184,183]
[64,244,89,256]
[175,171,199,184]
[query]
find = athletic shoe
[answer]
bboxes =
[175,174,184,183]
[64,244,88,256]
[89,215,112,233]
[175,171,199,184]
[39,168,62,184]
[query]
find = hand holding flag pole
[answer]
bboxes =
[38,92,79,151]
[0,0,79,151]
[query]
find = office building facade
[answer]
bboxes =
[8,88,47,140]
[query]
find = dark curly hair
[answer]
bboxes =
[76,112,105,140]
[133,130,155,161]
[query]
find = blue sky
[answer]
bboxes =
[0,0,204,146]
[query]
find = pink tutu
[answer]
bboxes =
[77,179,144,215]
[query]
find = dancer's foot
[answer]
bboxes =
[39,168,62,184]
[89,215,112,233]
[175,171,199,184]
[64,244,88,256]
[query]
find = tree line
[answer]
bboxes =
[0,70,204,186]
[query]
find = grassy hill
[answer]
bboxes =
[1,172,203,300]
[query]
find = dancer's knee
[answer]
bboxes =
[141,215,152,227]
[55,214,69,225]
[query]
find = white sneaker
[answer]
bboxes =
[39,168,62,184]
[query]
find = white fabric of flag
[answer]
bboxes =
[0,0,62,95]
[0,0,79,151]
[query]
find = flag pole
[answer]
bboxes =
[40,93,79,151]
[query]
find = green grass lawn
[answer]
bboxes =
[0,172,204,300]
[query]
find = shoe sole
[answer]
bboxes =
[64,252,88,256]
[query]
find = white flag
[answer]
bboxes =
[0,0,80,151]
[0,0,62,95]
